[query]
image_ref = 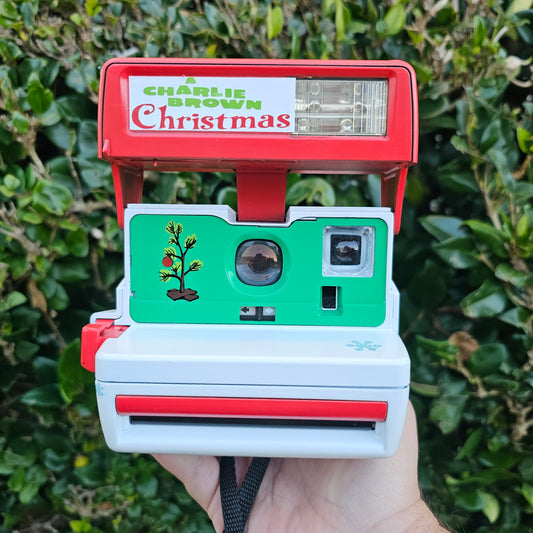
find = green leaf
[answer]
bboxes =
[480,119,502,153]
[507,0,533,15]
[0,449,37,470]
[433,236,479,269]
[65,63,97,95]
[322,0,335,16]
[33,181,73,215]
[70,520,92,532]
[522,483,533,506]
[467,343,507,376]
[85,0,103,17]
[419,215,467,242]
[453,487,484,511]
[19,481,42,504]
[473,15,486,47]
[58,340,93,403]
[430,393,468,434]
[9,111,30,134]
[499,307,531,331]
[461,281,508,318]
[42,448,70,473]
[65,229,89,258]
[0,291,27,312]
[77,120,98,157]
[451,135,474,156]
[39,277,70,310]
[514,182,533,204]
[480,491,500,523]
[137,477,158,498]
[27,76,53,114]
[516,213,530,240]
[519,457,533,482]
[44,123,75,150]
[495,263,529,287]
[456,428,484,459]
[409,382,440,397]
[286,177,335,206]
[416,335,459,362]
[437,158,479,194]
[383,4,405,36]
[216,186,237,211]
[4,174,20,190]
[517,126,533,153]
[419,95,449,120]
[463,219,508,258]
[21,384,63,407]
[33,356,58,384]
[15,340,39,362]
[335,0,350,41]
[8,467,26,492]
[267,5,283,40]
[0,37,23,61]
[78,159,112,189]
[0,1,19,20]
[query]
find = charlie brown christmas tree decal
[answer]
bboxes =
[159,220,203,301]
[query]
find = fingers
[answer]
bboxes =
[153,454,224,531]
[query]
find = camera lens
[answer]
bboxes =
[236,240,282,286]
[330,235,361,266]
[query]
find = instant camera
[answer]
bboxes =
[81,59,418,458]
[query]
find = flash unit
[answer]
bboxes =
[82,58,418,460]
[295,79,388,135]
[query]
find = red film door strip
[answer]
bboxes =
[115,396,388,422]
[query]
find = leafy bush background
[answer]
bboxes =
[1,1,532,531]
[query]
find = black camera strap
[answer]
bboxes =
[220,456,270,533]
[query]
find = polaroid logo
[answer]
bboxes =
[129,75,295,133]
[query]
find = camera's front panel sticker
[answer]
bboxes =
[128,76,296,133]
[129,214,388,327]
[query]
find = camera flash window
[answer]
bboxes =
[294,79,388,136]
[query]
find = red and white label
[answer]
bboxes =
[129,76,296,133]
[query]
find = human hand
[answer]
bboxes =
[154,402,448,532]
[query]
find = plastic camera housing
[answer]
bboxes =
[81,58,418,459]
[87,204,409,458]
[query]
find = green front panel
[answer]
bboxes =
[129,213,388,327]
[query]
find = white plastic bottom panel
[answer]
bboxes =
[96,381,409,458]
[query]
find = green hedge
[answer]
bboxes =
[1,1,532,531]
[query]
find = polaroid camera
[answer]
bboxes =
[81,58,418,458]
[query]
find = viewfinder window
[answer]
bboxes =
[323,226,375,277]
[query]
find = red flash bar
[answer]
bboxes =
[99,58,418,231]
[115,396,388,422]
